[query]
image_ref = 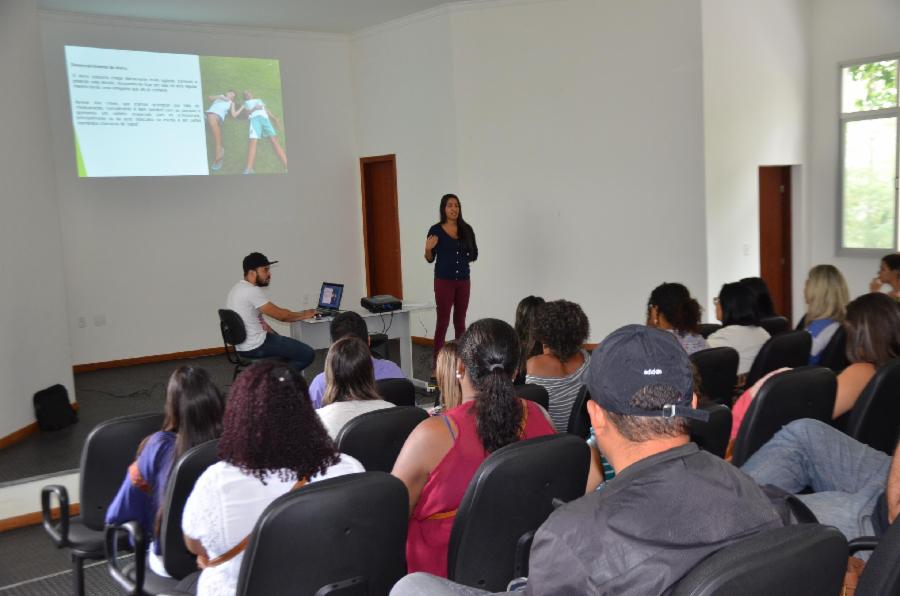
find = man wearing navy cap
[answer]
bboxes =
[392,325,784,596]
[225,252,317,372]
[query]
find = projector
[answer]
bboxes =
[361,295,403,313]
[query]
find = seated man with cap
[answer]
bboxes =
[391,325,784,596]
[225,252,317,372]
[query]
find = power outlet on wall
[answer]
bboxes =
[77,317,86,329]
[741,243,751,257]
[93,314,106,327]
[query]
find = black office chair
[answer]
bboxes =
[106,439,220,594]
[41,412,165,596]
[699,323,722,339]
[670,524,847,596]
[731,366,836,467]
[566,385,591,439]
[376,377,416,406]
[850,512,900,596]
[219,308,254,380]
[759,315,790,337]
[845,359,900,455]
[690,347,739,406]
[447,434,590,592]
[235,472,408,596]
[817,325,849,373]
[336,406,428,472]
[514,383,550,411]
[689,402,732,458]
[744,330,812,389]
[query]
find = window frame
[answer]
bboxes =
[837,52,900,256]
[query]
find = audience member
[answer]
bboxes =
[514,295,545,384]
[645,282,708,354]
[707,282,770,376]
[743,419,900,541]
[525,300,591,431]
[801,264,849,365]
[182,361,363,596]
[869,253,900,301]
[432,341,462,414]
[391,318,556,578]
[106,366,226,577]
[392,326,783,595]
[308,311,404,408]
[317,337,395,439]
[740,276,778,319]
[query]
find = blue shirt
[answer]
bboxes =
[427,223,476,280]
[308,356,406,408]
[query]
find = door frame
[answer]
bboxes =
[758,165,793,321]
[359,154,403,298]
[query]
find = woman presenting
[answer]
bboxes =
[425,194,478,367]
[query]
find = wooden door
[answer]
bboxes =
[759,166,792,320]
[360,155,403,298]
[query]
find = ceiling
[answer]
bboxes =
[37,0,472,33]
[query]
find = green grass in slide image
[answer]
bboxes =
[74,133,87,177]
[199,56,288,175]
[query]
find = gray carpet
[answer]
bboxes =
[0,340,434,485]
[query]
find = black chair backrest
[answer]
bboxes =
[565,385,591,439]
[846,359,900,455]
[671,524,847,596]
[759,315,790,337]
[689,402,732,459]
[744,330,812,388]
[376,378,416,406]
[731,366,836,467]
[699,323,722,339]
[514,383,549,411]
[236,472,408,596]
[817,325,849,373]
[690,347,739,406]
[218,309,247,348]
[160,439,220,579]
[79,412,165,530]
[336,406,428,472]
[857,513,900,596]
[447,434,590,592]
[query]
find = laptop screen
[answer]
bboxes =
[318,282,344,310]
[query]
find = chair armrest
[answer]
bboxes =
[848,535,879,555]
[106,521,145,595]
[41,484,70,547]
[513,530,535,578]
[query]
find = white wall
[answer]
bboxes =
[355,0,709,343]
[701,0,809,321]
[0,0,74,438]
[807,0,900,296]
[40,12,365,364]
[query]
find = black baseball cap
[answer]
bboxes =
[242,252,278,274]
[587,324,708,421]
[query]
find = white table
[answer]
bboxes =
[290,303,434,386]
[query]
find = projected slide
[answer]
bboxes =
[64,46,287,177]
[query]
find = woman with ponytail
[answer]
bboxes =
[646,282,708,354]
[392,318,555,577]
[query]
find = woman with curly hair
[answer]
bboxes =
[106,366,225,578]
[646,283,708,355]
[526,299,591,431]
[392,318,556,577]
[182,360,364,596]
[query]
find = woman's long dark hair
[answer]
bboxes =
[845,293,900,367]
[648,283,702,334]
[718,282,760,327]
[439,193,478,261]
[322,337,382,406]
[740,277,777,319]
[459,318,523,453]
[515,296,545,373]
[218,361,340,484]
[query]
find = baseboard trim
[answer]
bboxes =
[0,403,80,452]
[411,336,433,347]
[73,346,226,374]
[0,503,81,533]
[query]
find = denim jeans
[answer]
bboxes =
[390,573,522,596]
[239,332,315,373]
[741,418,891,540]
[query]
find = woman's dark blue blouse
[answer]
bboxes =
[427,224,476,281]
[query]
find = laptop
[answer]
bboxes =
[315,282,344,316]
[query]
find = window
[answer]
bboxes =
[840,57,899,250]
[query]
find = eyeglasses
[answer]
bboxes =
[713,297,720,305]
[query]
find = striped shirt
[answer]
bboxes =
[526,350,591,432]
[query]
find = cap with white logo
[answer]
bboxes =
[587,324,708,422]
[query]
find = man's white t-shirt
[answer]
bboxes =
[226,280,269,352]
